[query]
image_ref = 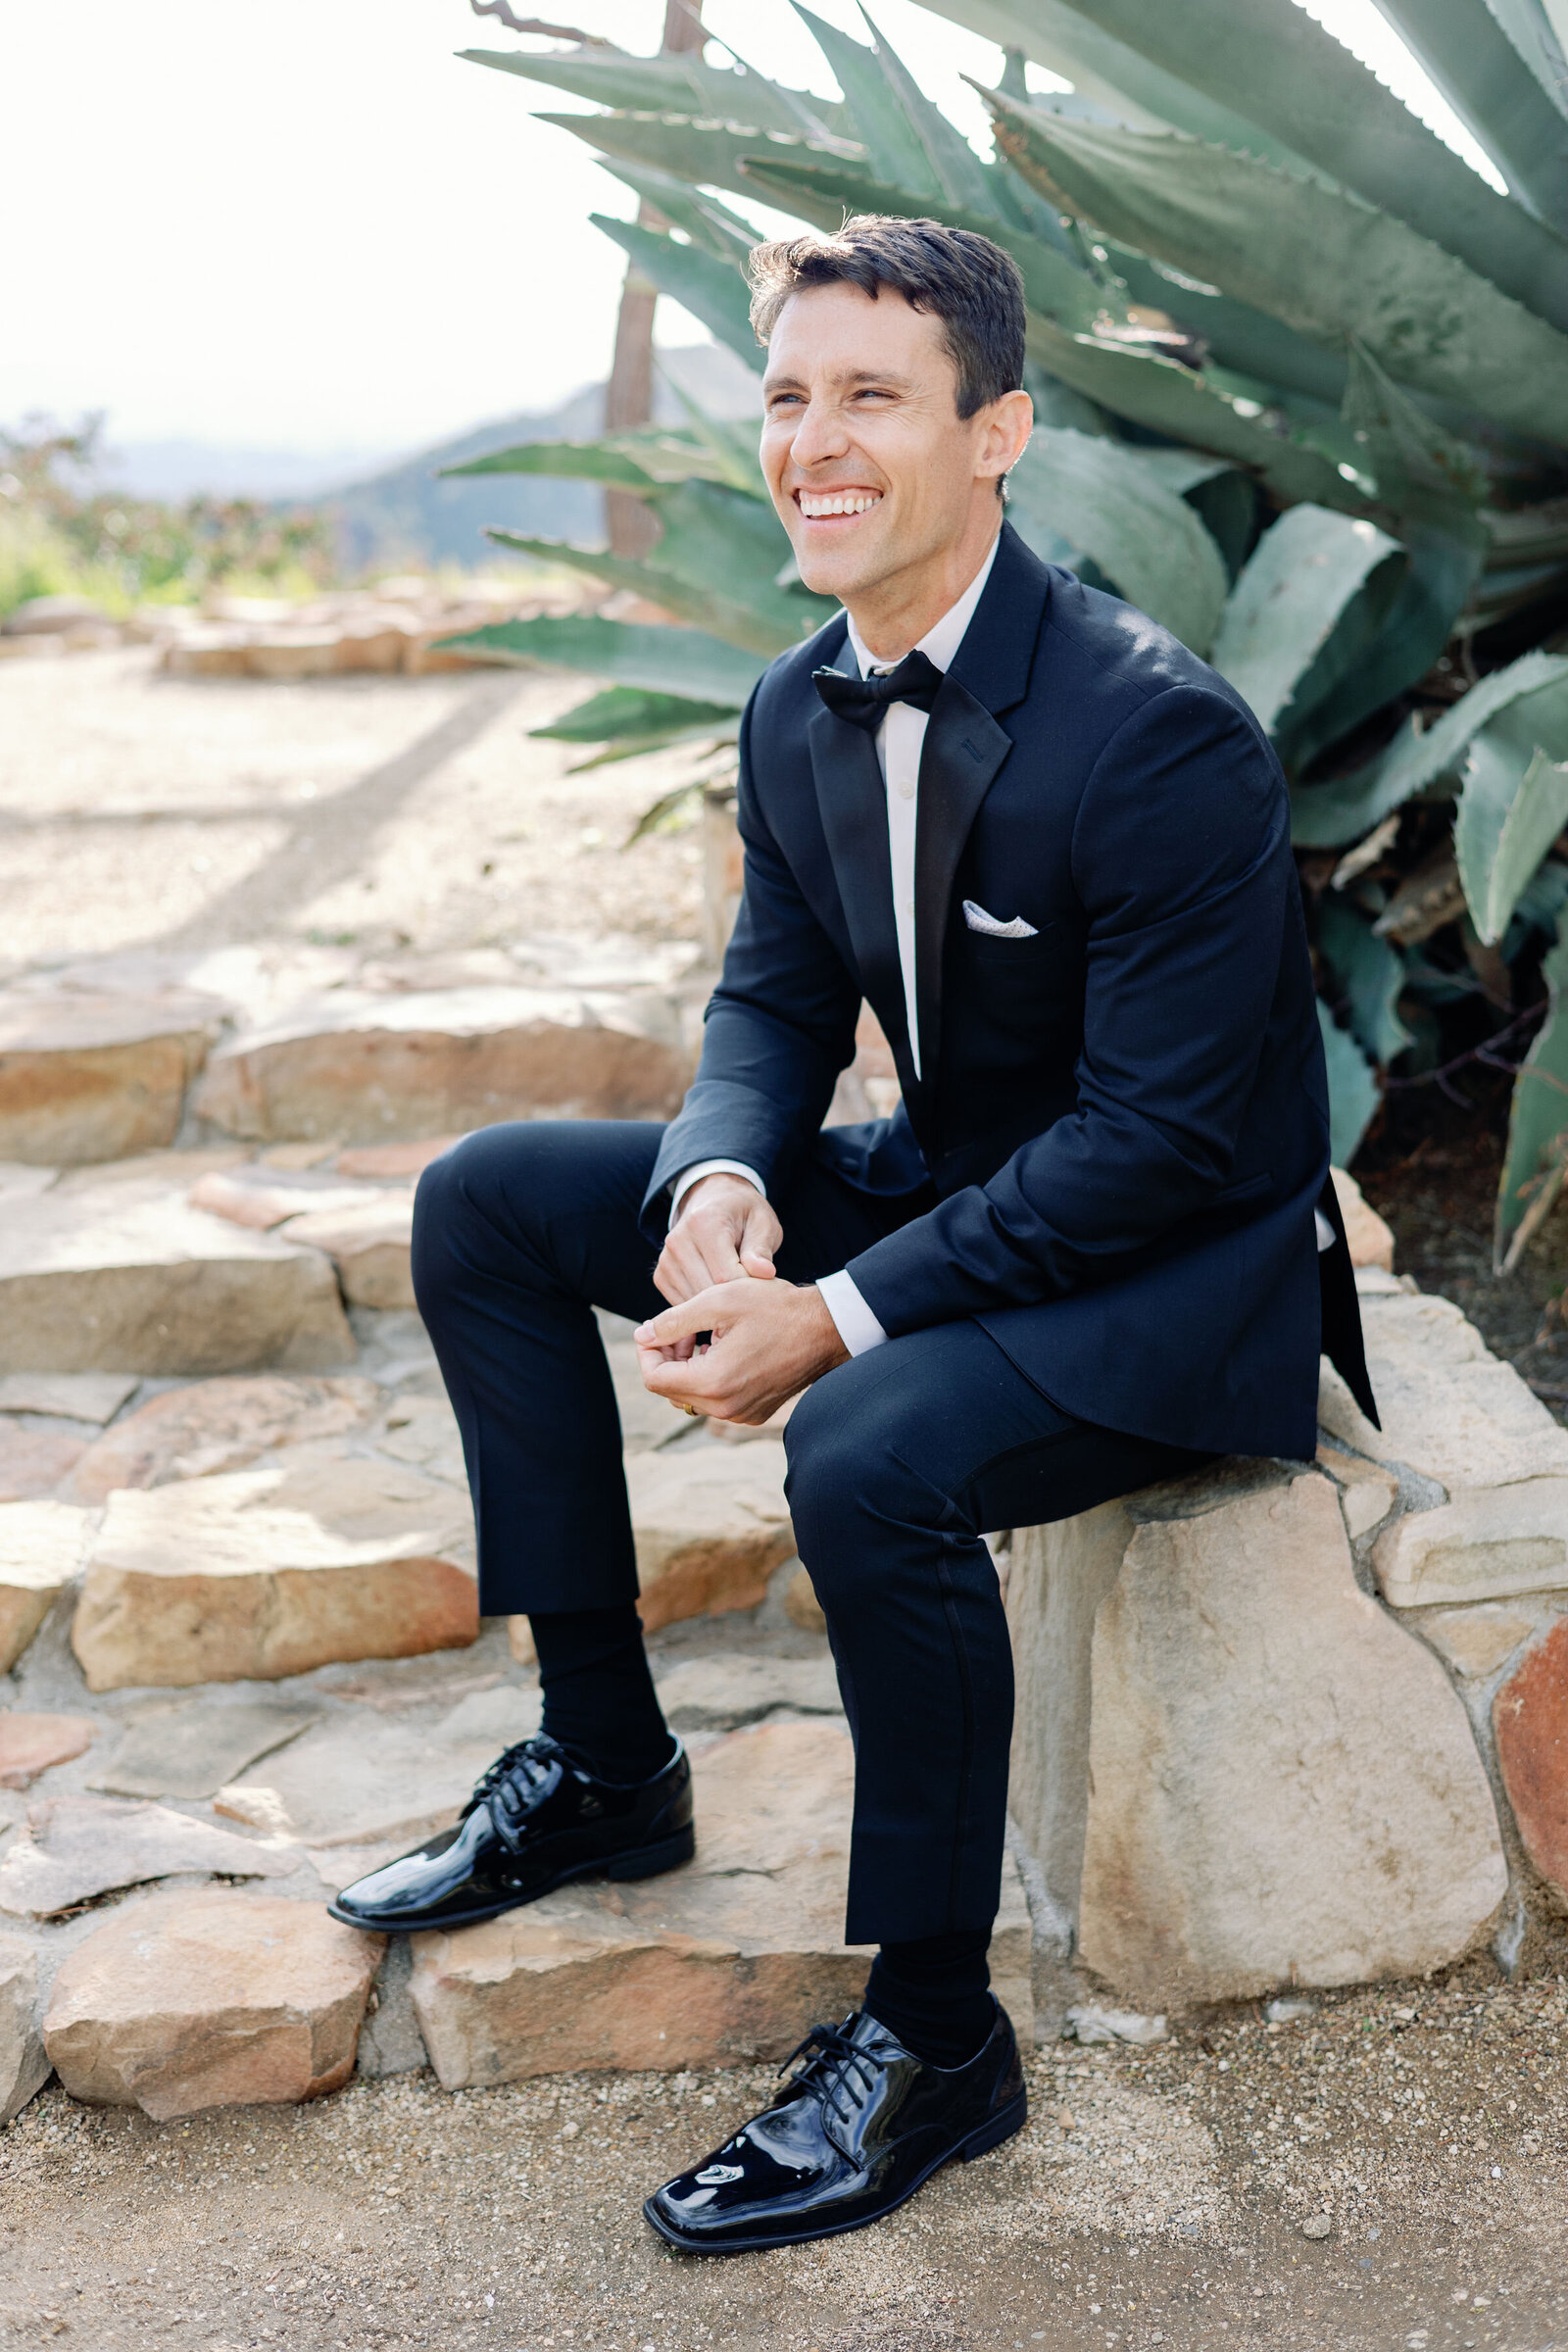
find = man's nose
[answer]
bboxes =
[788,397,850,468]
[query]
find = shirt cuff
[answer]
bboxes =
[816,1269,889,1356]
[1314,1208,1335,1251]
[667,1159,766,1231]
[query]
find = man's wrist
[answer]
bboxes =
[668,1159,766,1230]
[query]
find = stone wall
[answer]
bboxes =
[1005,1204,1568,2023]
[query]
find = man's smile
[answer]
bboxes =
[795,487,884,521]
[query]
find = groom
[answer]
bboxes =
[333,215,1373,2250]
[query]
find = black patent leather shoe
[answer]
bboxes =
[643,2001,1025,2254]
[326,1734,693,1933]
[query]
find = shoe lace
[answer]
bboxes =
[462,1735,565,1832]
[779,2022,889,2136]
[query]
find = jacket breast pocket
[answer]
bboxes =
[966,924,1058,966]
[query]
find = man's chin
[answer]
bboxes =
[794,543,892,606]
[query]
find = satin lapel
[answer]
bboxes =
[808,702,914,1090]
[914,679,1013,1087]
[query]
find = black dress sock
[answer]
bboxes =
[527,1605,674,1786]
[862,1929,995,2070]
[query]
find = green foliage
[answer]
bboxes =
[454,0,1568,1226]
[1497,908,1568,1269]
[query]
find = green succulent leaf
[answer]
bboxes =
[1317,896,1414,1066]
[1284,526,1483,774]
[530,685,743,744]
[1209,506,1408,739]
[1106,245,1349,410]
[1455,715,1568,944]
[1023,319,1364,514]
[591,216,763,373]
[1486,0,1568,126]
[793,3,947,199]
[738,158,1104,330]
[430,614,766,706]
[1370,650,1568,801]
[925,0,1311,166]
[978,0,1568,332]
[442,438,660,489]
[986,98,1568,445]
[594,164,759,269]
[1007,427,1230,652]
[854,7,1005,218]
[462,45,849,141]
[536,110,871,211]
[1496,906,1568,1270]
[1340,341,1489,541]
[1364,0,1568,234]
[1317,1000,1382,1164]
[487,476,833,661]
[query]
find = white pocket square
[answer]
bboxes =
[963,899,1039,939]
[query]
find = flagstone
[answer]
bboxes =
[628,1441,795,1633]
[66,1374,379,1502]
[0,1794,295,1918]
[0,1421,87,1501]
[0,1712,96,1789]
[0,1500,94,1674]
[0,988,219,1165]
[90,1698,318,1800]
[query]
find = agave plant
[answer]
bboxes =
[439,0,1568,1269]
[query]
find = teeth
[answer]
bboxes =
[799,491,881,518]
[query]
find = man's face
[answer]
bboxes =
[760,280,1001,605]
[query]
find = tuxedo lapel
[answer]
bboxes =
[914,684,1012,1090]
[915,527,1050,1092]
[808,701,914,1091]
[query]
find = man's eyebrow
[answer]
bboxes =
[760,366,916,395]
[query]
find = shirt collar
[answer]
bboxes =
[844,527,1002,682]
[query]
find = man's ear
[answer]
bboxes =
[977,388,1035,488]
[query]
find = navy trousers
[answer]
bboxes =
[412,1121,1210,1945]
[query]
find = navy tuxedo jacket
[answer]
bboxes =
[643,523,1375,1462]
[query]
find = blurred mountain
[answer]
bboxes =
[321,340,762,571]
[99,442,396,503]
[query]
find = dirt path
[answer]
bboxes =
[4,1962,1567,2350]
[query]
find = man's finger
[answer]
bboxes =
[634,1285,737,1348]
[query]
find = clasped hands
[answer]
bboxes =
[634,1173,849,1425]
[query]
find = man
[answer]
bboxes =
[332,216,1374,2253]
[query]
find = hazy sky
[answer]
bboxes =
[5,0,1494,464]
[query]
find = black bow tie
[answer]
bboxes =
[812,648,945,732]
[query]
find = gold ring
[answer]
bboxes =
[673,1399,703,1418]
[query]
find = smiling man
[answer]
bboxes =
[331,217,1374,2252]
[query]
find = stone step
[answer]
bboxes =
[0,1501,94,1672]
[409,1720,1034,2084]
[41,1890,382,2121]
[193,984,692,1146]
[0,1155,354,1376]
[0,989,220,1165]
[73,1446,478,1690]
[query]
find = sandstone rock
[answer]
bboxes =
[784,1564,827,1635]
[628,1442,795,1634]
[282,1195,415,1309]
[335,1136,462,1178]
[0,1713,95,1789]
[0,1372,138,1423]
[91,1698,317,1799]
[217,1710,503,1848]
[371,1395,466,1486]
[1331,1166,1395,1270]
[1315,1443,1399,1541]
[0,1421,86,1500]
[0,1936,49,2124]
[410,1721,1032,2084]
[73,1451,477,1690]
[652,1654,842,1731]
[192,985,691,1146]
[3,593,107,634]
[43,1890,382,2120]
[507,1616,536,1669]
[188,1165,387,1230]
[66,1373,379,1502]
[1069,1468,1505,2006]
[0,1500,93,1673]
[1418,1602,1544,1680]
[0,991,218,1165]
[1494,1619,1568,1902]
[1372,1482,1568,1608]
[1320,1292,1568,1492]
[0,1794,296,1917]
[0,1161,354,1375]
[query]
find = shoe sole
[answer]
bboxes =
[640,2084,1028,2256]
[325,1822,696,1935]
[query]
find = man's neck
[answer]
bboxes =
[845,513,1003,666]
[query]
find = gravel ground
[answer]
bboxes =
[3,1960,1568,2350]
[0,647,707,969]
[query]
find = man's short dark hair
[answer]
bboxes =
[748,215,1027,419]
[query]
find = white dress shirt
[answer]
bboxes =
[672,534,1002,1358]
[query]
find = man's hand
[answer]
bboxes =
[635,1278,849,1425]
[657,1172,783,1305]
